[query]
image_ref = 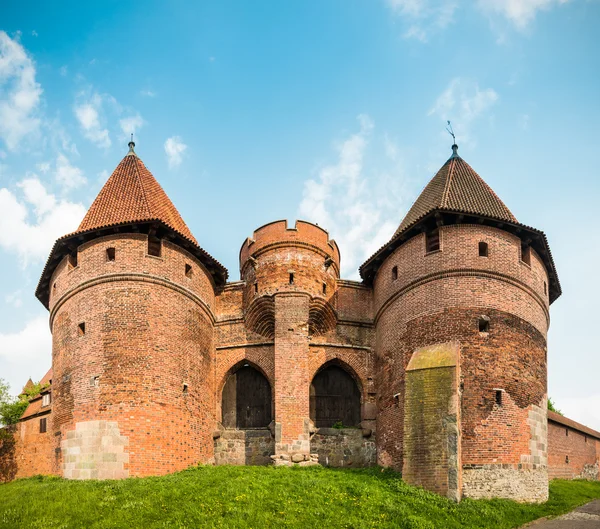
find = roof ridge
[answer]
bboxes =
[440,158,455,209]
[132,156,152,218]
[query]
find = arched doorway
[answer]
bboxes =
[310,364,361,428]
[222,365,272,429]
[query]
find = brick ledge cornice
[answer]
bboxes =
[49,272,215,327]
[374,268,550,330]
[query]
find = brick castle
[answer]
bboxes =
[1,141,598,501]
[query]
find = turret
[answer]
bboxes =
[36,142,227,479]
[361,145,560,502]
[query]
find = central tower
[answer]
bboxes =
[239,220,340,461]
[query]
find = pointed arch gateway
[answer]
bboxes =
[221,364,272,429]
[310,362,361,428]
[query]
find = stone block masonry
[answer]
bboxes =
[61,421,129,480]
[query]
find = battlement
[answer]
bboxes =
[239,220,340,273]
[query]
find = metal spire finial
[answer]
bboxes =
[127,133,136,155]
[446,121,459,158]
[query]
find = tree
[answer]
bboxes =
[0,378,42,427]
[548,397,563,416]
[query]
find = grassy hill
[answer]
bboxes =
[1,466,600,528]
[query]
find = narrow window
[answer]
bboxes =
[90,376,99,387]
[39,418,47,433]
[479,317,490,333]
[392,266,398,281]
[566,428,569,437]
[106,247,116,261]
[53,282,57,291]
[42,393,51,407]
[585,436,588,443]
[254,282,258,294]
[78,322,86,336]
[182,383,189,394]
[425,230,440,253]
[289,273,294,285]
[68,252,77,269]
[185,263,193,278]
[544,281,547,295]
[479,241,488,257]
[495,390,503,406]
[148,235,162,257]
[521,242,531,265]
[322,282,327,295]
[565,455,569,464]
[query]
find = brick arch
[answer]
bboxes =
[217,357,274,398]
[309,357,365,399]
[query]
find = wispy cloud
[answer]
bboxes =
[73,92,111,149]
[0,176,86,264]
[0,31,43,150]
[54,153,86,190]
[164,136,187,169]
[477,0,571,30]
[299,115,410,277]
[140,89,156,98]
[384,0,457,42]
[119,113,145,140]
[428,77,498,145]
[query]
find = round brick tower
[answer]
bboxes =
[360,145,561,502]
[36,142,227,479]
[239,220,340,460]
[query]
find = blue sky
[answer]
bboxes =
[0,0,599,428]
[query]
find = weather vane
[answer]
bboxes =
[445,120,456,144]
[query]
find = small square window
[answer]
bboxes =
[106,247,116,261]
[565,455,569,464]
[78,322,86,336]
[479,317,490,333]
[68,252,78,269]
[425,230,440,253]
[42,393,51,407]
[495,390,503,406]
[289,273,294,285]
[322,282,327,295]
[479,242,488,257]
[521,242,531,265]
[39,418,47,433]
[254,282,258,294]
[90,376,99,387]
[392,266,398,281]
[185,263,193,278]
[148,235,162,257]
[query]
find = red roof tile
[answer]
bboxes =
[395,148,517,236]
[76,148,197,244]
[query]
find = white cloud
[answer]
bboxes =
[518,113,530,130]
[0,31,43,150]
[0,177,86,264]
[119,113,145,139]
[0,314,51,397]
[477,0,571,30]
[140,89,156,97]
[59,65,68,77]
[299,115,410,278]
[36,161,50,173]
[55,153,86,190]
[428,77,498,145]
[385,0,457,41]
[74,92,111,149]
[164,136,187,169]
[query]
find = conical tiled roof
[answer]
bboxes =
[394,145,517,236]
[77,144,197,243]
[360,145,561,303]
[35,143,227,308]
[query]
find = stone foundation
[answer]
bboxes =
[61,421,129,480]
[310,428,376,467]
[213,429,274,465]
[462,465,548,503]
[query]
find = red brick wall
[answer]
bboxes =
[374,224,549,474]
[548,420,599,480]
[49,234,217,477]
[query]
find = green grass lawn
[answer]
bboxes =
[1,466,599,529]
